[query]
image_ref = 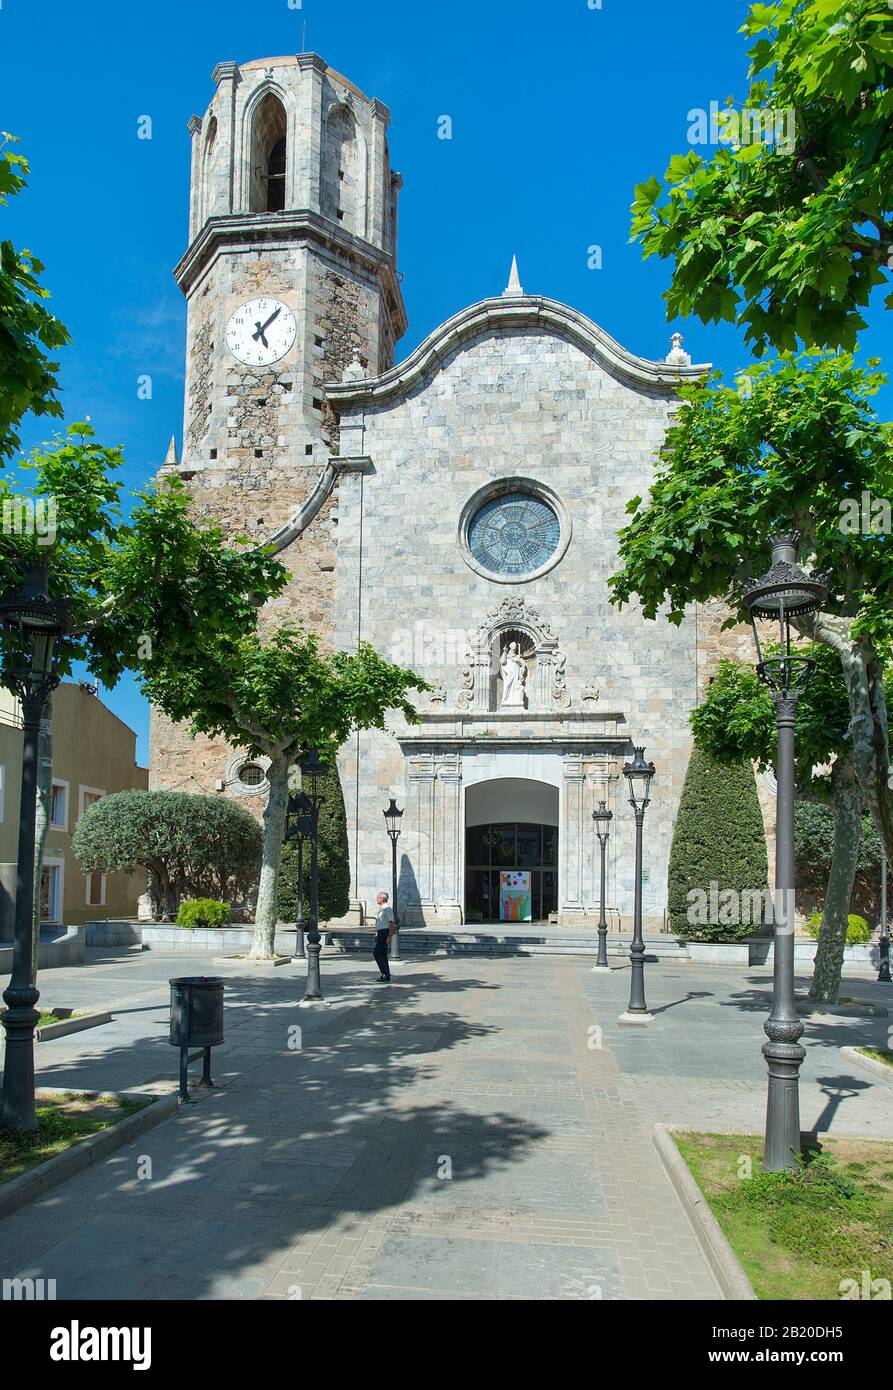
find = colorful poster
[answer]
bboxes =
[500,870,531,922]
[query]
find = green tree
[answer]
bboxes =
[0,423,421,960]
[630,0,893,354]
[0,135,69,461]
[0,424,286,964]
[691,650,891,1000]
[795,801,883,917]
[277,763,350,924]
[72,789,262,919]
[668,746,769,941]
[137,626,426,958]
[609,352,893,917]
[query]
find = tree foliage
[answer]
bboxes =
[609,352,893,882]
[0,424,425,956]
[692,647,852,789]
[72,789,262,919]
[668,746,770,940]
[630,0,893,353]
[138,621,426,956]
[609,352,893,637]
[0,424,288,684]
[795,800,883,875]
[0,135,69,461]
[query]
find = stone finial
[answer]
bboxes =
[342,357,366,382]
[502,255,524,297]
[665,332,692,366]
[163,435,179,468]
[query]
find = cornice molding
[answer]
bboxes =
[326,295,711,407]
[212,61,240,86]
[174,211,407,338]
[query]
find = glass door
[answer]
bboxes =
[465,822,559,923]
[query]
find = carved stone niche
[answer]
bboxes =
[457,596,571,713]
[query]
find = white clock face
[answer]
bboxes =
[226,298,297,367]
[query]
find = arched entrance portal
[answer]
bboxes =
[465,778,559,923]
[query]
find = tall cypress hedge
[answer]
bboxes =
[668,747,769,941]
[276,763,351,923]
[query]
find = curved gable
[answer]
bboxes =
[325,294,710,407]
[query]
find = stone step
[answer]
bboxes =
[326,931,686,959]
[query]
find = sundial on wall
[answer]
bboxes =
[467,492,561,578]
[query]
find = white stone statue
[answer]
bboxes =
[500,641,527,708]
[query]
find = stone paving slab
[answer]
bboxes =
[1,948,891,1299]
[359,1233,624,1300]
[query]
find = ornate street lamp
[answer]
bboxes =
[618,747,655,1024]
[878,849,891,985]
[298,747,330,1003]
[0,563,69,1132]
[382,798,403,961]
[284,790,312,960]
[591,800,613,973]
[742,532,828,1171]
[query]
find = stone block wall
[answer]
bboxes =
[332,320,704,925]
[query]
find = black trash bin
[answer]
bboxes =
[169,976,224,1100]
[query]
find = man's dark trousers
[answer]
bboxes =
[373,929,390,980]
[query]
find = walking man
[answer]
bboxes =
[373,891,395,983]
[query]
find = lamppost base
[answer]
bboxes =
[618,1009,653,1026]
[761,1036,805,1172]
[591,964,613,974]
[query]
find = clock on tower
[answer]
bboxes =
[167,52,406,483]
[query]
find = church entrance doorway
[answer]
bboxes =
[464,779,559,924]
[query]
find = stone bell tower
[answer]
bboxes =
[150,54,406,798]
[163,50,406,523]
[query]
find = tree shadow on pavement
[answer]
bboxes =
[0,961,556,1300]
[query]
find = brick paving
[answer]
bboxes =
[0,946,890,1300]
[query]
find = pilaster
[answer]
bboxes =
[210,61,239,216]
[561,752,585,914]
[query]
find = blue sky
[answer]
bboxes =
[3,0,891,765]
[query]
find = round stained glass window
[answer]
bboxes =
[466,491,562,579]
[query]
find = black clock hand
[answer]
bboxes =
[252,306,282,342]
[253,321,269,348]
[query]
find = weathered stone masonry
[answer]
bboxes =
[151,50,760,926]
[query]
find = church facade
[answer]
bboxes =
[150,52,742,930]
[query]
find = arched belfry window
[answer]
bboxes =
[266,136,287,212]
[249,93,288,213]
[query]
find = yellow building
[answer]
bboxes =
[0,681,148,931]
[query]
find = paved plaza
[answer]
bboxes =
[1,945,891,1300]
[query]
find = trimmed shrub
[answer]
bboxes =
[795,802,883,924]
[176,898,230,929]
[668,747,769,941]
[277,763,350,924]
[73,789,262,920]
[805,911,871,946]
